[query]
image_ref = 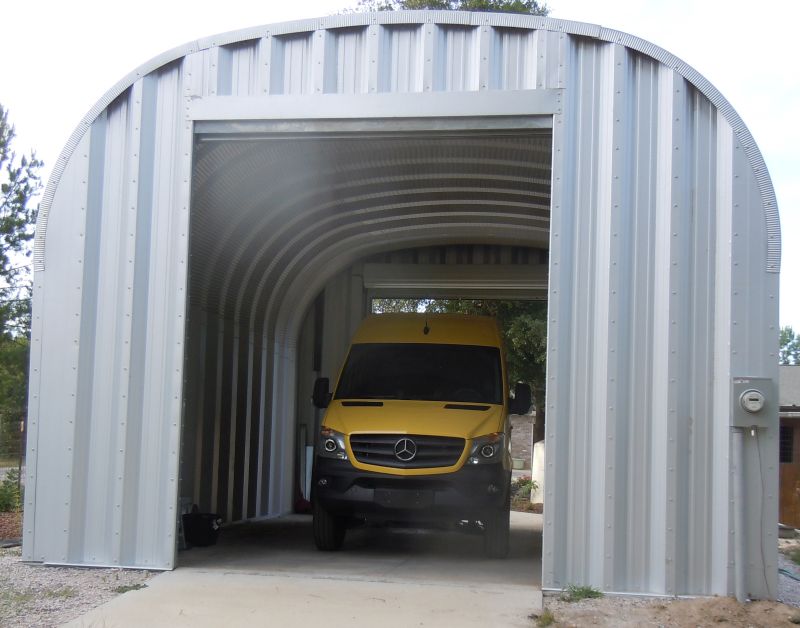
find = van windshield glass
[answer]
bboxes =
[334,343,503,405]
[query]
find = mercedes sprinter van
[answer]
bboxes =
[311,313,531,558]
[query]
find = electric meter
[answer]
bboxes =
[739,389,766,414]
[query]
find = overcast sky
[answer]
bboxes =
[2,0,797,327]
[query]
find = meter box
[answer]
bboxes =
[731,377,775,429]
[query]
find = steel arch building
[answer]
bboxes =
[24,11,780,599]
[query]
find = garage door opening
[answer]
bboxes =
[176,123,552,587]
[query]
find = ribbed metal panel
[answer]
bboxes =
[26,11,780,600]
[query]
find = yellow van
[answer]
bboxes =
[311,313,531,558]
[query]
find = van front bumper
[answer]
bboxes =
[312,456,510,523]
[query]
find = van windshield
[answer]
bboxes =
[334,343,503,405]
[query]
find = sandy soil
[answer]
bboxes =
[537,594,800,627]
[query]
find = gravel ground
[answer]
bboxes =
[779,540,800,608]
[0,546,153,627]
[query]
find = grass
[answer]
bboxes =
[560,584,603,602]
[45,586,77,599]
[534,609,556,626]
[0,588,35,607]
[112,583,147,594]
[787,547,800,566]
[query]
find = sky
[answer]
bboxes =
[2,0,797,327]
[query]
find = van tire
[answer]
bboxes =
[483,506,510,558]
[313,500,346,551]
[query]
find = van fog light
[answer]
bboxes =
[480,444,495,458]
[324,439,337,453]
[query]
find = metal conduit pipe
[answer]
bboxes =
[732,427,747,603]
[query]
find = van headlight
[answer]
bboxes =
[318,427,348,460]
[468,433,505,464]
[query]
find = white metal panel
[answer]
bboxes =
[23,130,92,563]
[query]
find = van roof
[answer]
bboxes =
[352,313,502,347]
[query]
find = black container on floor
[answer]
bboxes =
[182,513,222,547]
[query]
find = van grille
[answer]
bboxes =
[349,434,465,469]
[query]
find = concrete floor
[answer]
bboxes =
[67,512,543,627]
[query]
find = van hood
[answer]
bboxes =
[322,399,504,439]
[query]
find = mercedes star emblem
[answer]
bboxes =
[394,437,417,462]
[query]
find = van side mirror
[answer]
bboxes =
[509,383,532,415]
[312,377,332,409]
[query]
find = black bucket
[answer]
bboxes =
[182,513,222,547]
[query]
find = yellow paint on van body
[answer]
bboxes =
[350,313,503,347]
[323,400,505,476]
[323,313,510,477]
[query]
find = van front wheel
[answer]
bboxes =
[313,500,346,551]
[483,506,510,558]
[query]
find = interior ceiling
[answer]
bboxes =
[189,129,552,323]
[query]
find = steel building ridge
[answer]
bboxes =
[34,10,780,273]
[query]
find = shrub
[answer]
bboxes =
[0,469,22,512]
[510,475,538,500]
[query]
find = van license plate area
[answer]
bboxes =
[375,488,433,509]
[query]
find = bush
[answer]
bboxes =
[510,475,537,500]
[0,469,22,512]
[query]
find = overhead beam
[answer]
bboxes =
[363,262,548,300]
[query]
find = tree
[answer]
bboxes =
[350,0,549,15]
[371,296,548,434]
[0,104,40,338]
[781,326,800,366]
[0,104,41,465]
[372,298,428,313]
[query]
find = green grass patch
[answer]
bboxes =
[0,588,35,607]
[561,584,603,602]
[787,547,800,566]
[45,586,77,599]
[113,583,148,594]
[533,609,556,626]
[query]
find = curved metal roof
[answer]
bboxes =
[35,10,780,273]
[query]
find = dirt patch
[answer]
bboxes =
[539,594,800,627]
[0,512,21,541]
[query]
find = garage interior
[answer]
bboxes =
[176,123,552,573]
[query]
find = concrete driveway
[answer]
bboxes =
[66,512,543,627]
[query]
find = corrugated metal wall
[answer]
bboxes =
[545,40,779,596]
[25,11,779,598]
